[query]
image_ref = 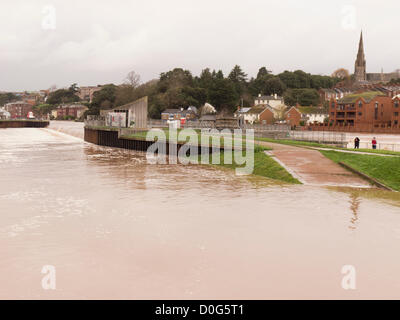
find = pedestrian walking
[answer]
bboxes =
[372,137,377,150]
[354,137,360,149]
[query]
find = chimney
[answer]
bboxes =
[274,93,278,99]
[258,93,261,97]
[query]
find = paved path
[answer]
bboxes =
[259,141,372,188]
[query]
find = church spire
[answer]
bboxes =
[354,31,367,82]
[358,31,364,55]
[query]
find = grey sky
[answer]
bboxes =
[1,0,399,91]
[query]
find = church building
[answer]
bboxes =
[354,32,400,84]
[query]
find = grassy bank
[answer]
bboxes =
[320,150,400,191]
[256,137,400,156]
[211,146,301,184]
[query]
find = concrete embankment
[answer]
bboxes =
[0,120,49,128]
[84,126,222,155]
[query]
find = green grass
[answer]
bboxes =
[255,137,400,156]
[320,150,400,191]
[205,146,300,184]
[255,137,340,149]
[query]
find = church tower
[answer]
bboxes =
[354,31,367,82]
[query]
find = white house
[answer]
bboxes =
[254,93,285,109]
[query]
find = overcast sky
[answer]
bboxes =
[1,0,399,91]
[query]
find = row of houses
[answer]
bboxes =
[234,93,328,127]
[51,104,88,119]
[319,85,400,102]
[2,102,33,119]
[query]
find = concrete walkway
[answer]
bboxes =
[259,141,372,188]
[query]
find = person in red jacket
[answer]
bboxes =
[372,137,377,150]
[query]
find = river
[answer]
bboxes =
[1,123,400,299]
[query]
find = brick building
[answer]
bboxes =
[392,96,400,127]
[161,108,197,121]
[77,86,102,102]
[329,92,397,127]
[285,107,302,126]
[4,102,32,119]
[56,104,87,119]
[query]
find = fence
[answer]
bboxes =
[350,142,400,152]
[305,123,400,134]
[85,115,105,127]
[289,131,347,146]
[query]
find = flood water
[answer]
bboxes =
[1,124,400,299]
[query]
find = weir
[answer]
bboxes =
[0,120,50,128]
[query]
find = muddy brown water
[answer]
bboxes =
[1,124,400,299]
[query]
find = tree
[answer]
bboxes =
[208,77,239,113]
[256,67,272,79]
[32,104,55,117]
[228,65,248,83]
[0,92,17,106]
[264,77,287,96]
[124,71,141,88]
[332,68,350,79]
[46,84,80,105]
[284,88,320,106]
[87,84,117,115]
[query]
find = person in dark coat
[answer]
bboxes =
[354,137,360,149]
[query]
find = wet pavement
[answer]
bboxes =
[260,141,371,187]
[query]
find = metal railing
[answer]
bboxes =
[288,131,347,145]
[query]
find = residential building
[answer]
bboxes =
[254,94,284,109]
[392,95,400,127]
[329,91,393,126]
[285,107,302,127]
[0,108,11,119]
[77,86,102,102]
[4,102,32,119]
[56,104,88,119]
[235,105,275,124]
[297,106,328,124]
[161,108,197,121]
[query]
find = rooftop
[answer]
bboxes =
[337,91,385,104]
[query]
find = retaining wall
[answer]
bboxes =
[0,120,49,128]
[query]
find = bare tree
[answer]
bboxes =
[124,71,141,88]
[331,68,350,79]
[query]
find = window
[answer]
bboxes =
[395,101,399,108]
[375,103,378,120]
[395,120,399,125]
[358,101,363,107]
[358,112,362,116]
[331,102,335,108]
[395,112,399,117]
[331,112,334,115]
